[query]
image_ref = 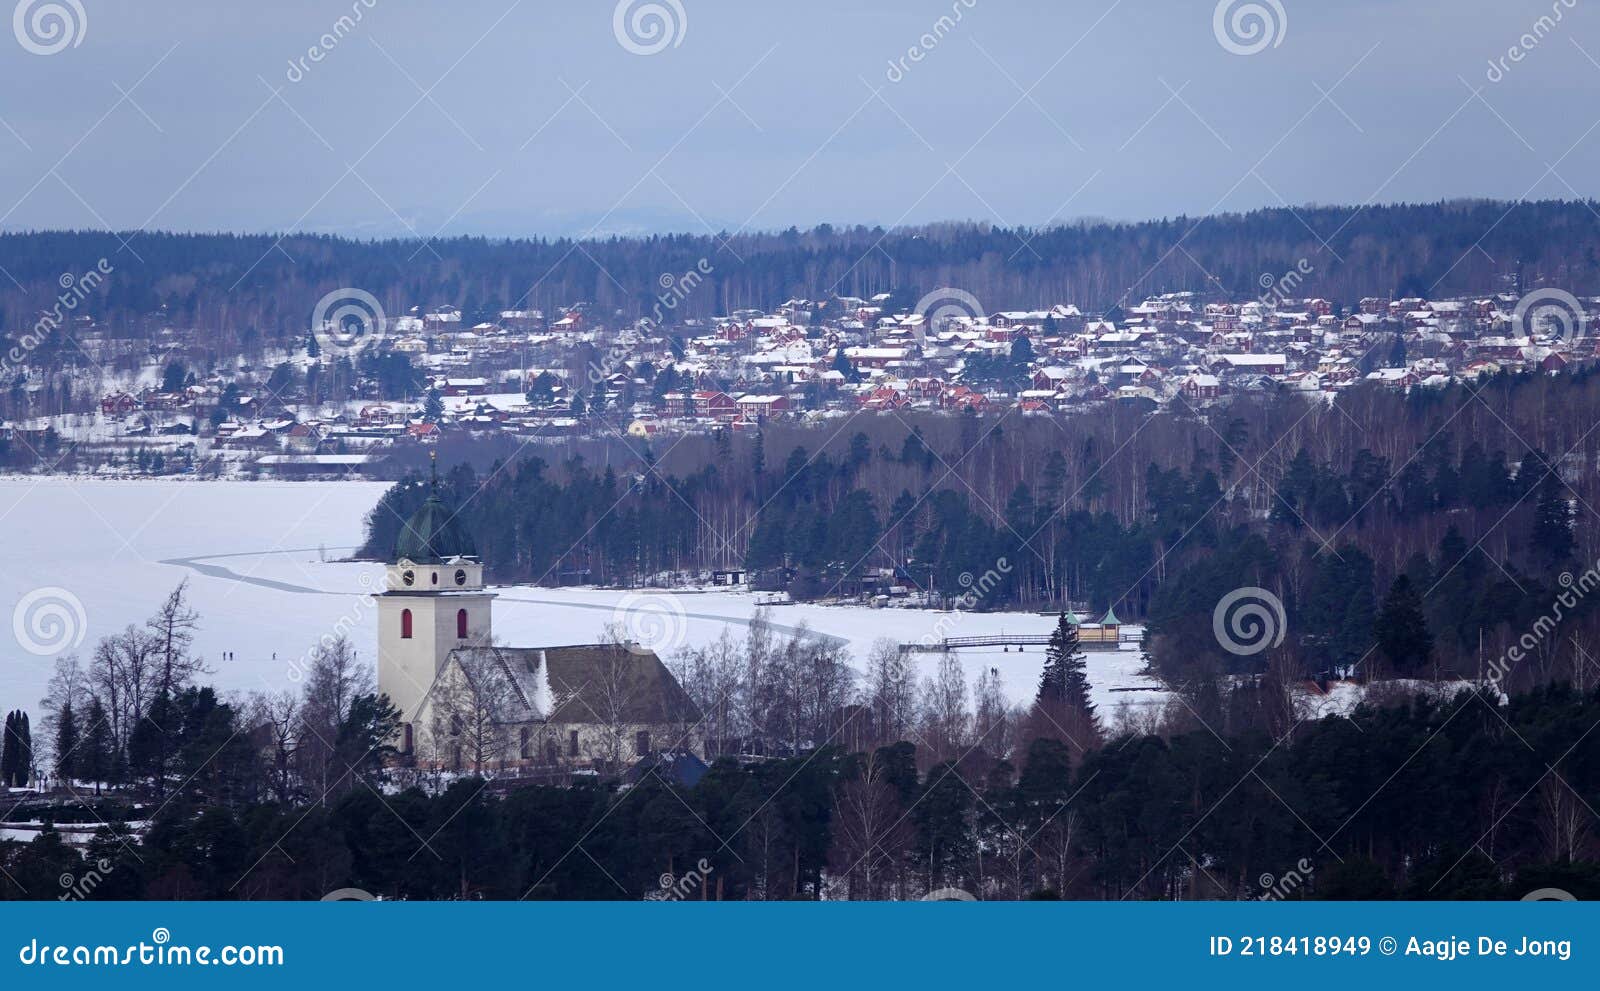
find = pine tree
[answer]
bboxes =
[1375,575,1433,676]
[1532,473,1575,562]
[0,711,14,788]
[305,332,321,359]
[1010,333,1035,367]
[423,388,445,422]
[82,699,112,796]
[832,347,858,383]
[1038,614,1095,719]
[16,712,30,787]
[54,700,78,783]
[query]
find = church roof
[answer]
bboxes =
[395,489,478,564]
[445,644,701,726]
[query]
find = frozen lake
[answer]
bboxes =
[0,478,1167,718]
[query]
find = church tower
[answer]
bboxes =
[377,461,494,753]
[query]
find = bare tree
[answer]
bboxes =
[919,653,970,765]
[794,633,855,749]
[671,627,743,757]
[828,751,911,900]
[1536,774,1594,863]
[298,635,369,802]
[142,581,207,792]
[971,665,1014,759]
[89,624,158,764]
[38,654,90,777]
[426,650,517,772]
[578,640,640,769]
[740,611,778,751]
[865,638,917,747]
[244,690,300,803]
[146,581,205,700]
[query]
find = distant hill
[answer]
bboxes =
[3,198,1598,345]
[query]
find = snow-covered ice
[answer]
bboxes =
[0,478,1170,717]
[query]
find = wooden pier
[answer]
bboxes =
[899,627,1138,654]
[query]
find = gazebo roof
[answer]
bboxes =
[1101,605,1122,626]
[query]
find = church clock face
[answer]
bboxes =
[402,570,415,587]
[454,569,467,586]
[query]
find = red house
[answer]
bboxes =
[100,392,141,417]
[735,394,789,420]
[693,390,737,421]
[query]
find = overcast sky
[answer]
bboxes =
[0,0,1594,238]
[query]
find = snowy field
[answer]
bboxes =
[0,478,1169,717]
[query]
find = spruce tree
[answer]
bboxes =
[54,701,79,783]
[1532,473,1575,562]
[16,712,29,788]
[1010,333,1035,367]
[1375,575,1433,676]
[1038,614,1095,720]
[0,712,14,788]
[832,347,858,383]
[82,700,112,796]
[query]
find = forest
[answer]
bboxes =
[363,364,1600,694]
[5,198,1600,350]
[3,440,1598,900]
[5,604,1599,901]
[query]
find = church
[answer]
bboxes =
[376,473,702,773]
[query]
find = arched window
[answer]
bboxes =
[400,608,413,639]
[519,727,532,760]
[456,608,469,639]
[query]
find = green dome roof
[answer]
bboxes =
[395,490,477,564]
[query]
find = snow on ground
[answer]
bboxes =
[0,478,1170,717]
[0,477,388,708]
